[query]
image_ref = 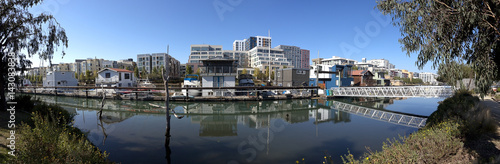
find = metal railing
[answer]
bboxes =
[330,101,427,128]
[329,86,454,98]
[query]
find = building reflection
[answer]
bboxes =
[30,94,417,137]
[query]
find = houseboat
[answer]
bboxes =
[181,74,202,97]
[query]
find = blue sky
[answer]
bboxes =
[28,0,436,73]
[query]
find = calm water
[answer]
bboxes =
[32,95,444,164]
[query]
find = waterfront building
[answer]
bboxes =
[43,71,78,88]
[372,71,390,86]
[200,58,237,97]
[309,64,353,89]
[95,68,136,87]
[274,68,310,87]
[351,70,375,86]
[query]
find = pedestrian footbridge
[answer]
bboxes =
[328,86,454,98]
[329,101,428,128]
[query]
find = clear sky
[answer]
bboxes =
[28,0,436,73]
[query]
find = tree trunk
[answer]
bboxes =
[0,75,6,112]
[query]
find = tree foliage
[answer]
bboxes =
[436,61,474,87]
[0,0,68,110]
[253,68,260,80]
[242,68,247,75]
[186,65,193,75]
[377,0,500,96]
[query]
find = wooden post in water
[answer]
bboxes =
[135,87,138,100]
[185,88,189,102]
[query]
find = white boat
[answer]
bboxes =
[137,79,156,88]
[182,74,202,97]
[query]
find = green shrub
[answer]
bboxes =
[427,89,497,140]
[342,121,464,164]
[427,89,479,127]
[14,95,39,112]
[11,112,110,164]
[32,102,74,125]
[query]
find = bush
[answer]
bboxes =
[11,112,110,164]
[32,102,74,125]
[427,89,497,140]
[427,89,479,127]
[342,121,465,164]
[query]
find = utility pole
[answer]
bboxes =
[268,30,271,84]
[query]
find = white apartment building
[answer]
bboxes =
[419,72,438,85]
[314,56,356,66]
[233,39,246,51]
[249,46,292,71]
[366,59,395,70]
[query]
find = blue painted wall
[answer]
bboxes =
[309,65,353,89]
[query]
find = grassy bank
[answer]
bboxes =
[338,90,500,163]
[0,95,110,163]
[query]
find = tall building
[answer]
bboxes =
[233,39,246,51]
[245,36,271,51]
[137,54,151,73]
[300,49,310,69]
[248,46,291,71]
[275,45,301,69]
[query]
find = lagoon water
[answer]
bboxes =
[32,95,443,164]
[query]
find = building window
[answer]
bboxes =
[105,73,111,78]
[125,73,130,79]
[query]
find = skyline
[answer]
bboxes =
[27,0,436,73]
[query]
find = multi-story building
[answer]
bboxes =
[309,64,353,88]
[300,49,310,69]
[245,36,271,51]
[419,72,438,85]
[366,59,395,70]
[222,50,249,68]
[180,64,187,77]
[187,45,223,71]
[248,46,292,72]
[233,39,246,51]
[137,53,180,78]
[137,54,151,73]
[275,45,302,69]
[117,58,135,70]
[312,56,356,66]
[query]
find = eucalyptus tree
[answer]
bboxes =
[377,0,500,96]
[1,0,68,110]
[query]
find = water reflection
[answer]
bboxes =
[28,94,438,164]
